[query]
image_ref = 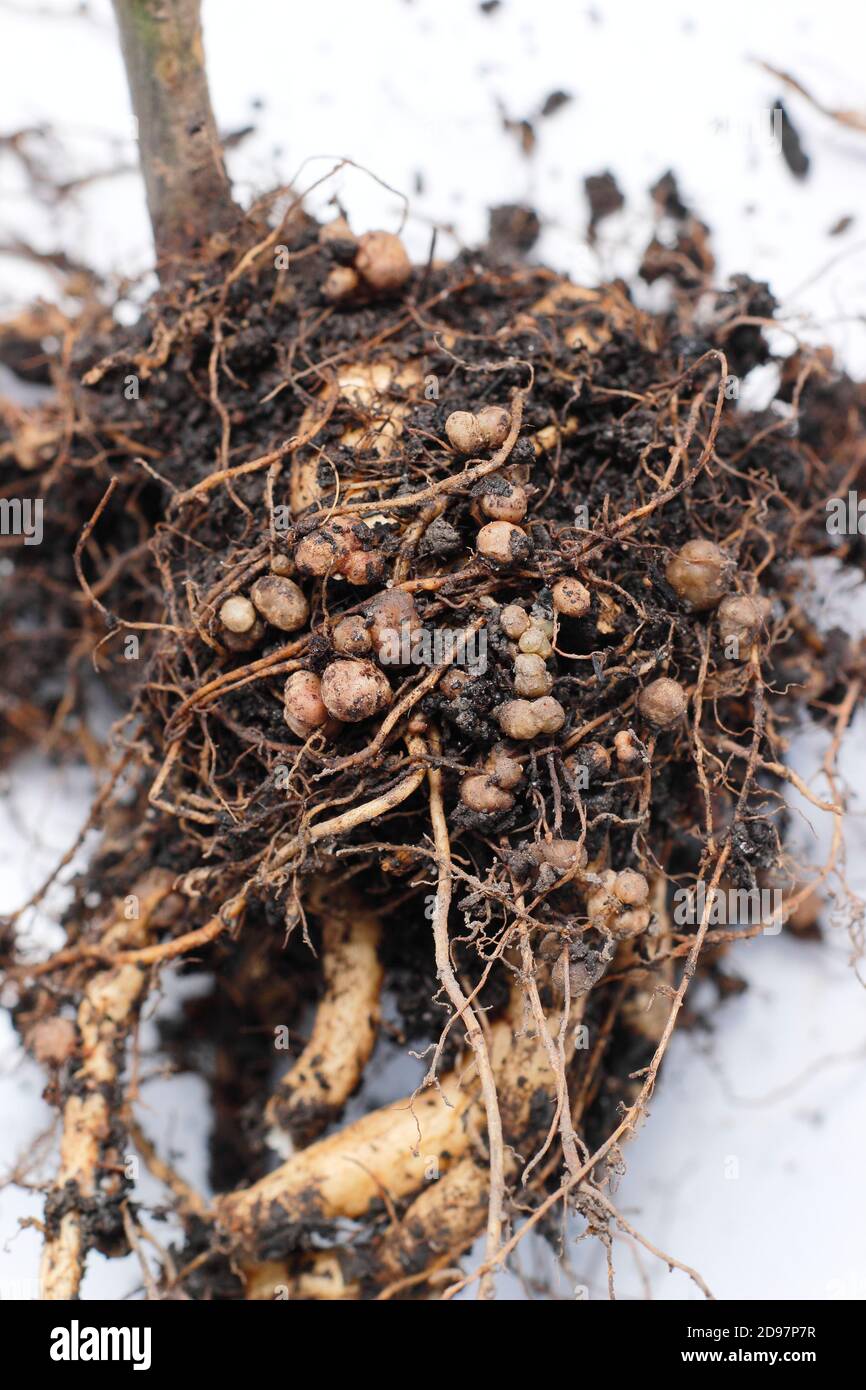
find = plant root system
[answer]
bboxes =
[2,181,865,1299]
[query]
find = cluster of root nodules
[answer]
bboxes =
[2,198,865,1302]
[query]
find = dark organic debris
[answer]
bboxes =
[650,169,689,221]
[828,214,854,237]
[540,90,573,119]
[584,169,625,242]
[775,99,810,179]
[488,202,541,257]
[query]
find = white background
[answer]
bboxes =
[1,0,865,1301]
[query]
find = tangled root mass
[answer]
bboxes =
[2,193,865,1300]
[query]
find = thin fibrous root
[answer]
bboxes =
[424,725,505,1300]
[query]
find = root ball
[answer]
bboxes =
[500,604,530,639]
[367,588,422,661]
[284,670,331,738]
[250,575,309,632]
[666,539,733,611]
[480,481,528,524]
[219,595,257,634]
[323,266,360,302]
[475,405,511,449]
[637,676,688,729]
[295,520,362,578]
[459,774,515,814]
[513,652,553,698]
[484,745,523,789]
[717,593,772,657]
[320,659,393,722]
[477,520,532,568]
[533,695,567,734]
[612,868,649,907]
[339,549,386,586]
[497,695,565,738]
[552,576,591,618]
[355,231,411,292]
[533,839,587,872]
[445,410,483,455]
[332,614,372,656]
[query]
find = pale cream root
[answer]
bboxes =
[374,1157,489,1294]
[243,1253,357,1301]
[221,975,588,1271]
[40,869,177,1300]
[264,894,383,1145]
[216,1048,482,1252]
